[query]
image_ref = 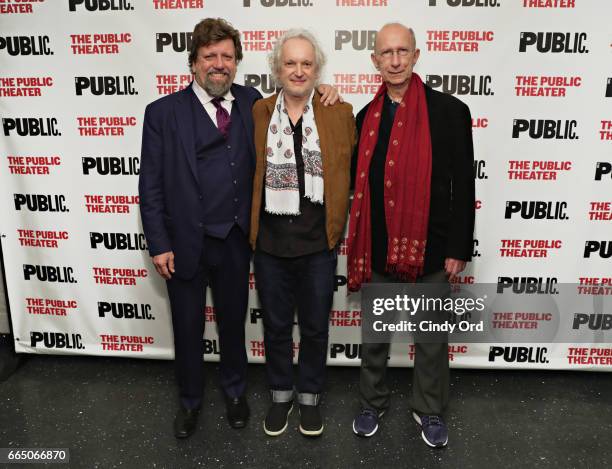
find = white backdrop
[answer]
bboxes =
[1,0,611,369]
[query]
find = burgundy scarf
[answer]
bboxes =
[347,73,432,292]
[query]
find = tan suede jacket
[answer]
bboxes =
[250,92,356,250]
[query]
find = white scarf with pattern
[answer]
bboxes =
[264,90,324,215]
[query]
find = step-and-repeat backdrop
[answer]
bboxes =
[1,0,610,370]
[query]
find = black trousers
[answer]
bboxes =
[359,270,450,415]
[254,249,337,398]
[166,225,251,409]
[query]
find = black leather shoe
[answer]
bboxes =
[226,395,250,429]
[174,406,199,439]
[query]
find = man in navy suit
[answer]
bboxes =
[139,18,339,439]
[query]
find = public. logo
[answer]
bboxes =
[31,332,84,349]
[2,118,60,136]
[98,302,154,320]
[23,265,77,283]
[0,36,52,56]
[504,201,568,220]
[82,156,140,175]
[69,0,133,11]
[14,194,68,212]
[89,232,147,250]
[519,32,588,53]
[426,74,494,95]
[75,76,138,96]
[512,119,577,139]
[489,346,548,363]
[496,277,559,294]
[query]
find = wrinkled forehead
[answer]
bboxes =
[198,38,236,55]
[375,26,414,52]
[281,37,315,60]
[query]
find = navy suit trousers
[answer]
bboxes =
[166,225,251,409]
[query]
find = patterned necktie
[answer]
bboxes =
[211,96,231,139]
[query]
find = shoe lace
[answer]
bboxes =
[360,409,379,422]
[423,415,442,426]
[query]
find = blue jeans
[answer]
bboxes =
[254,248,337,402]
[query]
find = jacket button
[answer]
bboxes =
[198,222,203,227]
[234,198,238,202]
[233,180,237,184]
[230,162,235,166]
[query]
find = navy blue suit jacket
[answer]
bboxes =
[139,83,262,278]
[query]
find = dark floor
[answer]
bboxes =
[0,355,610,469]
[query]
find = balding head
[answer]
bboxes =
[375,23,416,54]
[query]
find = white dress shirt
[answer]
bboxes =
[191,79,234,128]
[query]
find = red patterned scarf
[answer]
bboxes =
[347,73,432,292]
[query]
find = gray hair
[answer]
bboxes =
[268,29,327,82]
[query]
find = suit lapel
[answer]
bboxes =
[175,84,199,185]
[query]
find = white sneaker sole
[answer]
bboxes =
[299,424,324,437]
[412,412,448,448]
[298,407,324,436]
[263,404,293,437]
[352,410,385,438]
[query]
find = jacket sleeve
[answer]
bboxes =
[138,103,172,257]
[446,101,476,262]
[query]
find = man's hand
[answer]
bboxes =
[153,251,175,280]
[317,84,344,106]
[444,258,466,282]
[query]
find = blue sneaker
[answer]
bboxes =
[352,409,384,437]
[412,412,448,448]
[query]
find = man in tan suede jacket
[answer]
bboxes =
[250,29,355,438]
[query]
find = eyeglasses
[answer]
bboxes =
[377,48,414,60]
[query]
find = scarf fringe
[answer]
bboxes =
[385,262,421,283]
[264,208,302,216]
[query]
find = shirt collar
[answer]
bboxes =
[191,79,235,105]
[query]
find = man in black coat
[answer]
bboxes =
[348,23,475,448]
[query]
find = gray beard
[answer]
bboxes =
[203,76,232,97]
